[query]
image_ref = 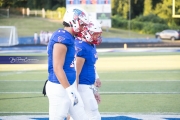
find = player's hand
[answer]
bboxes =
[94,92,101,104]
[95,78,101,88]
[66,86,78,107]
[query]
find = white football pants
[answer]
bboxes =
[78,84,101,120]
[46,81,88,120]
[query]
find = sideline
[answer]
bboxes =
[0,114,180,120]
[0,46,180,54]
[0,91,180,94]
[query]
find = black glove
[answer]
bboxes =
[42,80,48,96]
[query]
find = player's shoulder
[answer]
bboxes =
[54,29,71,38]
[75,39,90,46]
[52,29,74,44]
[75,39,89,50]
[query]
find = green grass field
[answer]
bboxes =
[0,52,180,115]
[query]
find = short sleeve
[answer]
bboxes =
[76,46,86,58]
[52,30,74,45]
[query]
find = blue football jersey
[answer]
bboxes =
[47,29,76,85]
[75,39,98,85]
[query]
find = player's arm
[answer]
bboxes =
[94,68,101,88]
[94,67,101,104]
[53,43,70,88]
[53,43,78,106]
[75,56,85,87]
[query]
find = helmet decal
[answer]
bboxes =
[63,7,89,34]
[73,9,86,21]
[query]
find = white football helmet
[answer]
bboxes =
[81,19,102,45]
[63,7,89,33]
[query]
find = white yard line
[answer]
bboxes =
[0,80,180,82]
[0,92,41,94]
[0,113,180,120]
[0,112,48,114]
[0,80,45,81]
[0,112,179,115]
[100,92,180,94]
[0,92,180,94]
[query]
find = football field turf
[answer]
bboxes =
[0,50,180,119]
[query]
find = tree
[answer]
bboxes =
[111,0,120,16]
[143,0,152,16]
[0,0,66,10]
[131,0,144,19]
[113,0,144,19]
[153,0,175,25]
[121,0,129,19]
[0,0,15,8]
[0,0,4,7]
[173,0,180,26]
[174,0,180,16]
[51,0,65,10]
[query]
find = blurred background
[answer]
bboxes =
[0,0,180,47]
[0,0,180,120]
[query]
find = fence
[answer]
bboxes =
[22,8,45,18]
[21,8,65,20]
[0,7,65,20]
[0,8,9,18]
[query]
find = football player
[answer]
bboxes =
[45,7,89,120]
[74,19,102,120]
